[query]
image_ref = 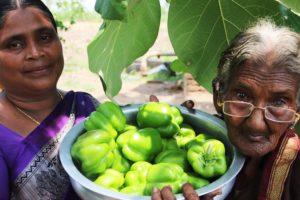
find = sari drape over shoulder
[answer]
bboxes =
[258,128,300,200]
[226,128,300,200]
[0,91,96,200]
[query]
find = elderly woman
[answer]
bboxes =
[152,20,300,200]
[0,0,97,199]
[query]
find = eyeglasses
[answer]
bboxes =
[220,100,300,123]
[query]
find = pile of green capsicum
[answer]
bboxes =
[71,101,228,195]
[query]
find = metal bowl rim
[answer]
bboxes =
[59,104,245,199]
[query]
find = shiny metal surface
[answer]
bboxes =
[59,104,245,200]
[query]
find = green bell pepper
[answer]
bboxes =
[187,139,227,178]
[187,173,210,189]
[154,149,191,172]
[94,169,125,191]
[120,185,146,195]
[185,133,207,149]
[175,123,196,148]
[116,127,163,162]
[111,148,131,174]
[136,102,183,138]
[124,161,152,186]
[122,124,138,132]
[120,161,152,195]
[161,138,179,151]
[71,129,116,179]
[84,111,118,138]
[96,101,126,132]
[116,125,138,147]
[144,163,188,195]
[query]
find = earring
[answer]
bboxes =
[216,112,224,120]
[217,100,222,107]
[289,119,299,130]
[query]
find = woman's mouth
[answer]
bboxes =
[247,134,266,142]
[24,65,51,76]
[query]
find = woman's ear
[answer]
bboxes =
[213,92,223,115]
[212,79,223,115]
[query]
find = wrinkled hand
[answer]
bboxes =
[151,183,222,200]
[149,95,159,102]
[151,183,199,200]
[149,95,195,110]
[180,100,195,110]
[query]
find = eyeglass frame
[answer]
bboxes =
[218,100,300,123]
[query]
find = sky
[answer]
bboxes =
[82,1,95,11]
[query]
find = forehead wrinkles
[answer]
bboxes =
[235,67,296,87]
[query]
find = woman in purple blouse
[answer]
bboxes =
[0,0,97,199]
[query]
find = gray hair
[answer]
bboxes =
[214,19,300,104]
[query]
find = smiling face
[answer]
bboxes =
[0,6,63,96]
[221,62,299,158]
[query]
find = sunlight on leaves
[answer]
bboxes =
[88,0,161,98]
[95,0,128,21]
[278,0,300,15]
[168,0,282,93]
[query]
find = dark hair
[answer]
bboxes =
[0,0,57,31]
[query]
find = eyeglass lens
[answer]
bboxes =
[223,101,296,122]
[266,106,295,122]
[223,101,252,117]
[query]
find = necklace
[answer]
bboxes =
[9,91,63,126]
[15,106,41,125]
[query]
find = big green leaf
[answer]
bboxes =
[168,0,282,93]
[279,0,300,15]
[88,0,161,98]
[95,0,128,21]
[280,4,300,32]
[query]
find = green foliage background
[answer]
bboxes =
[44,0,88,30]
[46,0,300,134]
[88,0,300,99]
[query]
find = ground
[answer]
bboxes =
[58,21,215,114]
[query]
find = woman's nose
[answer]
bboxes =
[246,108,267,131]
[25,41,44,59]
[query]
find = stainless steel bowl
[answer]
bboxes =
[59,104,245,200]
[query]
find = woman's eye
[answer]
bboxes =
[272,99,287,107]
[38,28,57,44]
[7,41,23,49]
[236,91,248,101]
[40,33,52,42]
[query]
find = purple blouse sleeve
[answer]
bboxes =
[0,151,9,200]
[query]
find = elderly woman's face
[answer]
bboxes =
[0,7,63,94]
[223,62,299,158]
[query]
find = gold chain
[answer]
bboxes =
[15,106,41,125]
[11,91,63,126]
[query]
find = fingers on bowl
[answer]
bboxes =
[149,95,159,102]
[161,186,176,200]
[181,100,195,109]
[182,183,199,200]
[151,186,176,200]
[151,187,162,200]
